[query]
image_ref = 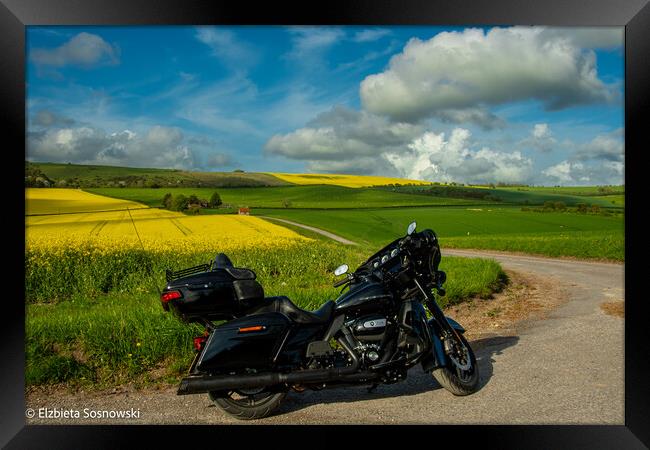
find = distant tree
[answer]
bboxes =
[233,169,245,173]
[543,201,555,210]
[554,201,566,211]
[590,205,601,214]
[209,192,222,208]
[576,203,588,213]
[172,194,189,211]
[162,193,173,209]
[187,204,201,215]
[187,194,201,205]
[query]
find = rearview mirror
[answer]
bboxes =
[334,264,349,276]
[407,221,417,235]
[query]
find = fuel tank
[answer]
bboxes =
[335,282,393,316]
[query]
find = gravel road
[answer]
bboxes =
[26,250,624,425]
[259,216,358,245]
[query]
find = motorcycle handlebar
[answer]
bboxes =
[333,276,350,288]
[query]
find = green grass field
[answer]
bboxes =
[87,186,484,209]
[495,185,625,196]
[83,184,624,261]
[587,195,625,207]
[388,185,624,208]
[28,162,290,187]
[255,206,624,261]
[26,240,504,386]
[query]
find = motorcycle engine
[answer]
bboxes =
[350,314,387,364]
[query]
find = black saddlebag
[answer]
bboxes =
[162,262,266,323]
[196,312,290,374]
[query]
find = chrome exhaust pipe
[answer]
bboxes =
[178,336,373,395]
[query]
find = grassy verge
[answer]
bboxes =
[26,240,505,388]
[441,230,624,261]
[254,207,624,261]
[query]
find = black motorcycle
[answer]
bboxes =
[160,221,479,419]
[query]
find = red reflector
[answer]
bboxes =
[193,336,208,351]
[161,290,182,303]
[238,325,266,333]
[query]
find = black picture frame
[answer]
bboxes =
[3,0,647,447]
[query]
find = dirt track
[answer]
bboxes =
[259,216,359,245]
[26,249,624,425]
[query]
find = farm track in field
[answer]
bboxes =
[259,216,358,245]
[90,220,109,236]
[169,218,192,236]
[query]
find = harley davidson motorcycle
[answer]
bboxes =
[160,221,479,419]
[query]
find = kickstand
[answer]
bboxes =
[367,383,379,394]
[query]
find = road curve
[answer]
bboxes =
[258,216,358,245]
[27,250,624,425]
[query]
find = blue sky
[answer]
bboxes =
[26,26,624,185]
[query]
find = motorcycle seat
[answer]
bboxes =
[211,253,257,280]
[252,296,335,324]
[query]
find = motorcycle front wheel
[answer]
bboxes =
[208,387,286,420]
[432,331,480,395]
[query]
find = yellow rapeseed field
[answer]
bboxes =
[26,188,146,215]
[267,172,431,188]
[25,188,310,253]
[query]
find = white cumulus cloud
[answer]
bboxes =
[30,32,120,68]
[575,131,624,162]
[533,123,550,139]
[538,27,623,49]
[541,159,623,185]
[388,128,533,184]
[27,125,196,169]
[360,27,617,124]
[521,123,557,153]
[264,105,425,161]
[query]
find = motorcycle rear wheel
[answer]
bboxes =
[432,332,479,396]
[209,388,286,420]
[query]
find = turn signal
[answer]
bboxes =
[238,325,266,333]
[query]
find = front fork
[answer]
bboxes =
[413,279,462,342]
[414,279,466,371]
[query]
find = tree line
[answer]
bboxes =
[162,192,222,214]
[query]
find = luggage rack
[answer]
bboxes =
[166,263,212,282]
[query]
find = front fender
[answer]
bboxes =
[420,316,466,372]
[445,316,465,334]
